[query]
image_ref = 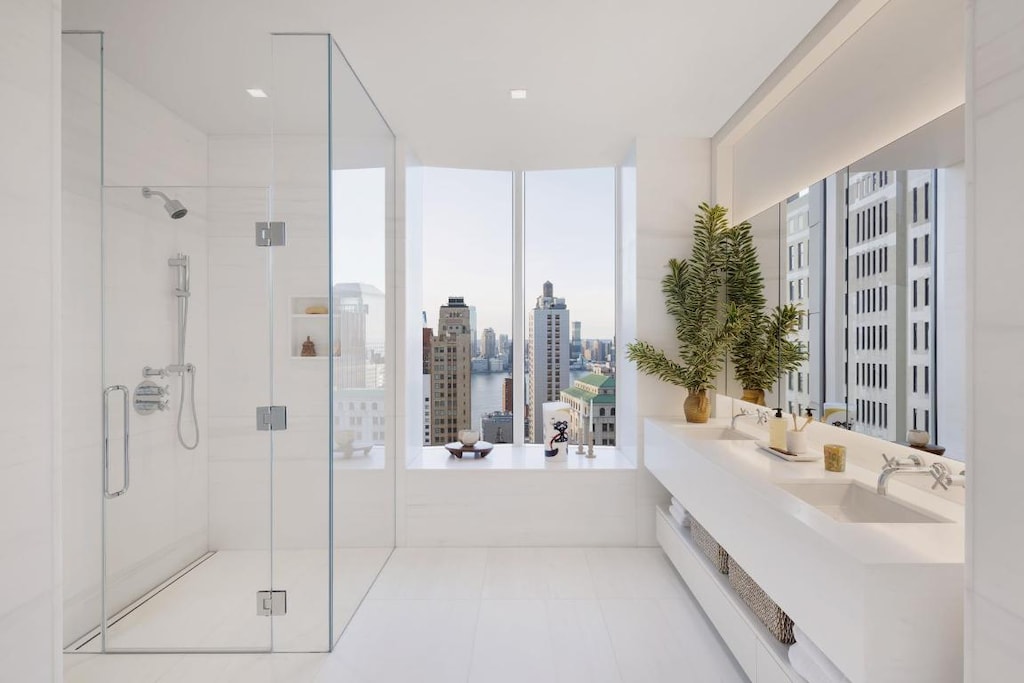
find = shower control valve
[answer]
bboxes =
[135,384,169,397]
[134,380,170,415]
[143,366,168,378]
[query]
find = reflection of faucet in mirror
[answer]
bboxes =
[732,407,769,430]
[929,462,966,491]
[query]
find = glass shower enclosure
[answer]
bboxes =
[61,31,395,654]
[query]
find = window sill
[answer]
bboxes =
[406,445,635,471]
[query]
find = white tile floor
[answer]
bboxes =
[65,547,747,683]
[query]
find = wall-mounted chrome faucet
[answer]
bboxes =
[877,453,967,495]
[877,453,932,495]
[732,408,769,430]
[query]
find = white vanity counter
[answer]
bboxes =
[645,417,964,683]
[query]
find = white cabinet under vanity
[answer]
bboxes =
[644,418,965,683]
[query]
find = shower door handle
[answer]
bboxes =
[103,385,130,499]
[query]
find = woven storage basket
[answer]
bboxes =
[727,556,795,644]
[690,518,729,574]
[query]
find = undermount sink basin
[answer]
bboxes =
[778,481,952,524]
[678,426,757,441]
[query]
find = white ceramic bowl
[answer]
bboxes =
[459,430,479,447]
[907,429,929,446]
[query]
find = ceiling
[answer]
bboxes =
[64,0,841,169]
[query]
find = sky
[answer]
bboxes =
[422,167,616,340]
[332,168,387,292]
[329,165,617,342]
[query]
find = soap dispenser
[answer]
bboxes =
[769,408,788,451]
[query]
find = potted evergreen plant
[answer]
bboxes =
[723,217,807,406]
[626,203,744,423]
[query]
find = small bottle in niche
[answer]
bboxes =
[301,336,317,357]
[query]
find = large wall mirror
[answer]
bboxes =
[725,106,967,461]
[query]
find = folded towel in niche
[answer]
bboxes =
[668,503,687,528]
[788,642,840,683]
[792,627,850,682]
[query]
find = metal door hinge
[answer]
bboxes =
[255,221,286,247]
[257,590,287,616]
[256,405,287,431]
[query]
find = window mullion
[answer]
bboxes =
[512,170,525,446]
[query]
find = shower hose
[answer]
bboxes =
[177,363,199,450]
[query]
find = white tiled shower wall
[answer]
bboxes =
[60,43,210,645]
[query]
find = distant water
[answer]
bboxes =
[470,369,587,430]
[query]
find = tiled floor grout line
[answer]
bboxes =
[583,548,629,683]
[463,549,491,683]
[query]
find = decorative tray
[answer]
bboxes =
[755,441,821,462]
[445,441,494,458]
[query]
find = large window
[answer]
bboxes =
[420,168,615,448]
[524,169,616,446]
[421,169,513,446]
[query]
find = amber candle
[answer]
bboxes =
[824,444,846,472]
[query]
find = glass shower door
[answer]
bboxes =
[99,185,274,652]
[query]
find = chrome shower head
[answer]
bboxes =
[142,186,188,219]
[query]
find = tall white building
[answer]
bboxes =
[786,189,811,419]
[482,327,497,359]
[527,281,570,443]
[846,169,935,441]
[905,169,937,436]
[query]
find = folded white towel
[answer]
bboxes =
[669,504,686,528]
[792,628,849,683]
[789,642,834,683]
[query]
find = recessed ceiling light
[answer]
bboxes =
[246,88,269,98]
[509,89,527,100]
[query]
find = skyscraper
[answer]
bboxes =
[571,321,582,361]
[429,297,473,445]
[469,305,478,358]
[422,327,433,445]
[482,327,497,359]
[502,376,513,413]
[527,281,570,443]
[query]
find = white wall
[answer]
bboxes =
[631,137,711,545]
[0,1,61,679]
[966,0,1024,678]
[61,43,210,644]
